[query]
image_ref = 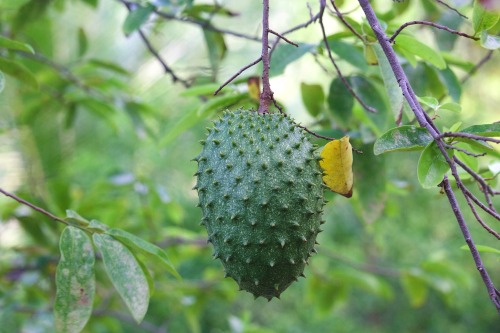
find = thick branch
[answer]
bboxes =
[442,177,500,312]
[258,0,273,114]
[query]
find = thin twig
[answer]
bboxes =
[213,56,262,95]
[389,20,478,43]
[439,132,500,144]
[118,0,261,42]
[268,29,298,47]
[0,188,67,226]
[435,0,468,19]
[330,0,364,42]
[461,51,495,84]
[120,0,190,87]
[319,0,377,113]
[443,143,486,157]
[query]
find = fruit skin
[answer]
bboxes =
[194,109,324,300]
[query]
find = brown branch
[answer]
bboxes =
[319,0,377,113]
[358,0,500,314]
[461,50,495,84]
[213,56,262,95]
[442,177,500,311]
[435,0,468,19]
[389,20,479,43]
[268,29,298,47]
[258,0,273,114]
[439,132,500,144]
[330,0,364,42]
[120,0,190,87]
[0,188,67,226]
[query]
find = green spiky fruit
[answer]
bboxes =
[194,109,324,300]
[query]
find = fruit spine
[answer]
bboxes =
[194,109,325,300]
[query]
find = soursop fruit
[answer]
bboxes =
[193,109,325,300]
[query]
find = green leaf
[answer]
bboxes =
[269,43,315,77]
[401,270,428,307]
[353,144,387,224]
[300,83,324,117]
[107,228,181,280]
[480,31,500,50]
[87,59,129,75]
[473,0,500,33]
[417,142,453,189]
[461,123,500,137]
[78,27,87,57]
[439,102,461,113]
[460,244,500,255]
[374,126,432,155]
[180,83,222,96]
[0,35,34,53]
[123,4,155,35]
[0,57,38,89]
[64,210,90,227]
[417,96,439,110]
[54,226,95,333]
[328,77,353,127]
[196,92,248,117]
[327,38,368,71]
[373,43,404,121]
[437,67,462,102]
[93,234,150,324]
[0,71,4,93]
[394,34,446,69]
[203,30,227,76]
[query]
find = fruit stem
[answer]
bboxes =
[258,0,273,114]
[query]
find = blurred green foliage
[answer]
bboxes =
[0,0,499,332]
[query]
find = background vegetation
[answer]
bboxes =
[0,0,499,332]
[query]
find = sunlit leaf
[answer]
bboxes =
[473,0,500,33]
[0,35,34,53]
[78,27,87,57]
[93,234,150,324]
[417,96,439,110]
[439,102,461,113]
[461,123,500,137]
[87,59,129,75]
[65,210,90,227]
[401,270,428,307]
[180,83,222,97]
[0,57,38,89]
[374,126,432,155]
[54,226,95,333]
[480,31,500,50]
[107,228,181,279]
[319,136,353,198]
[123,4,155,35]
[417,142,453,189]
[301,83,324,117]
[394,34,446,69]
[461,244,500,254]
[269,43,315,77]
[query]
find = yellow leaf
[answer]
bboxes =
[319,136,353,198]
[247,76,260,101]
